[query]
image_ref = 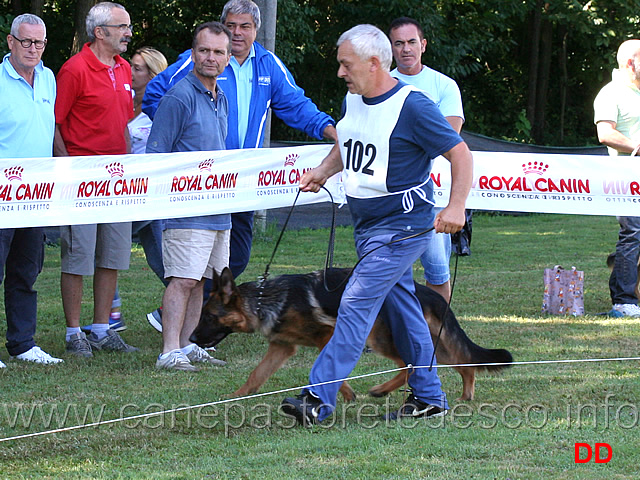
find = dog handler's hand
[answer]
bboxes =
[299,143,344,193]
[299,168,328,193]
[434,205,465,234]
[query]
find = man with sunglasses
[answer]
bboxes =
[54,2,138,357]
[0,14,62,367]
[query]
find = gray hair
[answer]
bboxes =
[11,13,46,38]
[221,0,261,31]
[337,24,392,72]
[86,2,126,42]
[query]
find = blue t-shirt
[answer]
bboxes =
[147,72,231,230]
[337,81,462,238]
[0,54,56,158]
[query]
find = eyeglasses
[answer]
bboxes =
[99,24,134,32]
[11,34,47,49]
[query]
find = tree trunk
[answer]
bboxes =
[526,0,543,127]
[558,28,568,143]
[31,0,44,17]
[532,17,552,143]
[11,0,23,16]
[70,0,97,56]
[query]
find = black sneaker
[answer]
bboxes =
[383,394,447,420]
[281,392,323,426]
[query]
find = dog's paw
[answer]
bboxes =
[339,382,357,402]
[368,386,389,398]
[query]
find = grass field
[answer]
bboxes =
[0,213,638,479]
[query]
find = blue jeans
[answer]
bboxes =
[609,216,640,305]
[306,232,448,421]
[420,228,451,285]
[420,207,451,285]
[0,228,44,356]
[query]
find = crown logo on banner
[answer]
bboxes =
[105,162,124,178]
[4,166,24,181]
[522,161,549,175]
[199,159,215,172]
[284,153,299,167]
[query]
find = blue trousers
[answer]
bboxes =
[113,212,255,307]
[202,211,254,301]
[610,216,640,305]
[134,220,167,286]
[0,228,44,356]
[307,232,448,421]
[229,211,254,279]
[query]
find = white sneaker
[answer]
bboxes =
[13,346,64,364]
[0,359,6,368]
[612,304,640,317]
[186,345,226,366]
[156,349,199,372]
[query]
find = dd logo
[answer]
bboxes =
[574,443,612,463]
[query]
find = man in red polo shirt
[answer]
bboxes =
[54,1,138,357]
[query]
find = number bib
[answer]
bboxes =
[338,86,415,199]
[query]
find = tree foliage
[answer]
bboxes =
[1,0,639,146]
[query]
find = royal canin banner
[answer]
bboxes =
[0,145,637,228]
[434,151,640,215]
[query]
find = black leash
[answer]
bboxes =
[259,185,338,286]
[428,252,459,372]
[260,187,459,375]
[258,189,304,286]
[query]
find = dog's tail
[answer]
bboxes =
[417,283,514,372]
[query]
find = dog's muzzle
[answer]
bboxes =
[189,326,233,348]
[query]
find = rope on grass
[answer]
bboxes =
[1,355,639,443]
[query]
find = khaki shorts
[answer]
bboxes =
[60,223,132,275]
[162,228,230,280]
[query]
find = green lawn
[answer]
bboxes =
[0,213,637,479]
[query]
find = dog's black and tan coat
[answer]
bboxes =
[191,267,513,401]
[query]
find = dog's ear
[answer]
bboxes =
[218,267,235,304]
[208,269,221,303]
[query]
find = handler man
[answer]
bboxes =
[281,24,473,425]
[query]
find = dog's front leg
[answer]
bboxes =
[232,342,297,397]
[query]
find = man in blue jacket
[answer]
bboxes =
[143,0,336,298]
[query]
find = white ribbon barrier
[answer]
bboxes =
[0,145,638,228]
[435,151,639,215]
[0,144,342,228]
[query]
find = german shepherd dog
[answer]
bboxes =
[190,267,513,401]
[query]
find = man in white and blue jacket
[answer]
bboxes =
[143,0,337,284]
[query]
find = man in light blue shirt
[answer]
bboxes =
[594,39,640,318]
[228,45,253,146]
[0,14,62,366]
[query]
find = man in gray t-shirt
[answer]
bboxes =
[147,22,232,371]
